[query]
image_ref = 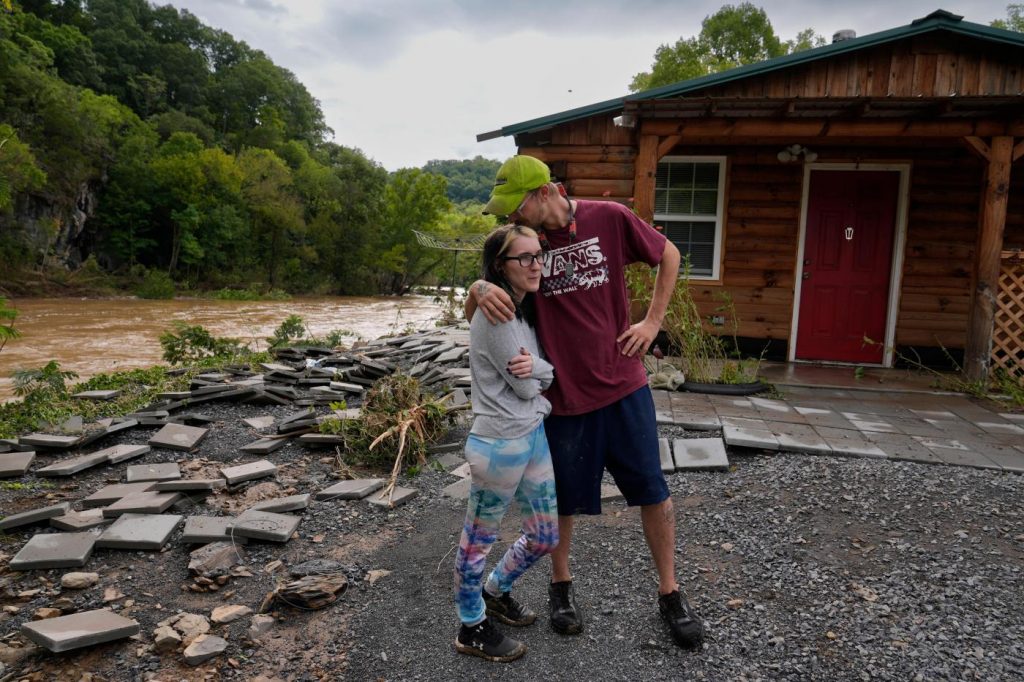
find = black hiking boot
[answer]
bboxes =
[548,580,583,635]
[454,618,526,662]
[658,589,704,649]
[483,590,537,626]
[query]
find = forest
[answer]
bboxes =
[0,0,500,297]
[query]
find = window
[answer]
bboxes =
[654,156,726,279]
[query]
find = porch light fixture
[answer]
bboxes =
[613,113,636,128]
[777,144,818,163]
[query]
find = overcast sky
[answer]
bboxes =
[164,1,1015,170]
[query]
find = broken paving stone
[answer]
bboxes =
[153,625,182,653]
[248,614,275,639]
[229,509,300,543]
[210,605,252,624]
[296,433,347,446]
[249,493,310,513]
[220,460,278,485]
[81,482,157,509]
[243,416,276,429]
[365,569,391,586]
[96,513,183,550]
[60,572,99,589]
[50,508,111,532]
[0,502,71,530]
[33,607,63,620]
[367,486,418,509]
[148,423,209,452]
[188,542,247,576]
[239,438,289,455]
[21,609,139,653]
[9,532,96,570]
[0,451,35,477]
[659,438,674,473]
[183,634,227,665]
[34,451,112,477]
[102,491,182,517]
[72,390,121,401]
[441,477,471,500]
[314,478,384,501]
[152,478,226,492]
[181,517,248,545]
[125,462,182,483]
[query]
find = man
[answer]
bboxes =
[465,155,703,649]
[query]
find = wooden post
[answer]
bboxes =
[965,136,1013,382]
[632,134,659,223]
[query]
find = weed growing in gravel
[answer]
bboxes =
[318,374,458,501]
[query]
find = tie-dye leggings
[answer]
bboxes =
[454,423,559,625]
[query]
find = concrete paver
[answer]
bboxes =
[82,482,157,508]
[0,502,72,530]
[316,479,384,501]
[126,462,182,483]
[230,509,300,542]
[149,423,209,452]
[0,451,35,477]
[220,460,277,485]
[367,486,418,508]
[673,438,730,470]
[10,531,98,570]
[21,609,139,652]
[97,513,183,550]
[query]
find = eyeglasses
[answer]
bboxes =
[507,191,534,220]
[501,251,547,267]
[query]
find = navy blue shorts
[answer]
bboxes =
[544,385,669,516]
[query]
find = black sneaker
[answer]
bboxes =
[658,589,704,649]
[454,618,526,662]
[484,590,537,626]
[548,580,583,635]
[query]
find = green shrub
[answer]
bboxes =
[136,269,176,299]
[159,322,247,364]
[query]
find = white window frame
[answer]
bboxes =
[653,155,726,281]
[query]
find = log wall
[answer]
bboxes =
[697,35,1024,98]
[517,116,1024,353]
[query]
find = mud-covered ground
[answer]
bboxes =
[2,401,1023,681]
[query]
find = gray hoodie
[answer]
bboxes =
[469,312,554,439]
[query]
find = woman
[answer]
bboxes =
[453,225,558,663]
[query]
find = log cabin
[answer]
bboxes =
[477,10,1024,382]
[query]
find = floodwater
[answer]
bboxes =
[0,296,447,400]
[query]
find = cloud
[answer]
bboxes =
[205,0,287,14]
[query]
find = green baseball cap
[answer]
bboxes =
[483,155,551,215]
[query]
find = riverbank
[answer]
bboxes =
[0,296,448,401]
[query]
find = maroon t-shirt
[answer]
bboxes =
[535,200,667,416]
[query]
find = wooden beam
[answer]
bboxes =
[964,135,1013,382]
[964,136,991,161]
[657,134,683,159]
[1014,140,1024,162]
[632,135,659,223]
[640,119,1024,138]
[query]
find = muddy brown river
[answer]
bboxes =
[0,296,447,400]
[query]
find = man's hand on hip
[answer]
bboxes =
[617,318,660,357]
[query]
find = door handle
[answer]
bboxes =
[803,272,811,280]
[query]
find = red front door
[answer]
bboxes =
[796,170,900,363]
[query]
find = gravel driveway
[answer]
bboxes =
[342,436,1024,681]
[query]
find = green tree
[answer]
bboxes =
[237,147,305,287]
[376,168,452,295]
[992,4,1024,31]
[423,156,501,203]
[0,296,19,352]
[630,3,823,91]
[0,124,47,211]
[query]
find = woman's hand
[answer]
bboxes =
[507,347,533,378]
